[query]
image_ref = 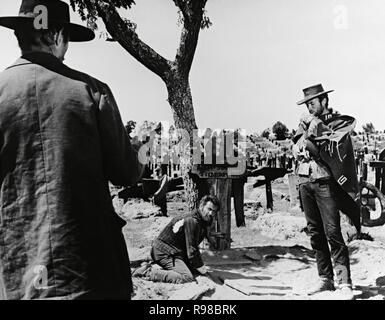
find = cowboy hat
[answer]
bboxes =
[0,0,95,42]
[297,84,334,105]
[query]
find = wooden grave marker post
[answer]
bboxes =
[191,130,246,250]
[192,165,246,250]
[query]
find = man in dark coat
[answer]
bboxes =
[134,195,220,284]
[151,164,170,216]
[0,0,143,299]
[293,84,359,300]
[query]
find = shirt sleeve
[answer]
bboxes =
[97,84,144,186]
[154,175,169,199]
[184,217,204,269]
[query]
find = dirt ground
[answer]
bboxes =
[113,171,385,300]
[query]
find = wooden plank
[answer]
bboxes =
[375,167,382,189]
[211,270,269,282]
[252,179,266,188]
[207,178,232,250]
[287,173,300,207]
[266,180,273,210]
[369,161,385,168]
[243,252,263,262]
[232,178,246,227]
[248,167,288,179]
[224,279,292,296]
[205,259,254,267]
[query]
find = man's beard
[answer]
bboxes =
[205,216,213,225]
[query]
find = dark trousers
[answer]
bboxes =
[149,247,195,284]
[154,196,167,216]
[299,179,351,285]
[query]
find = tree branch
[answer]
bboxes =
[172,0,189,20]
[174,0,207,77]
[95,0,172,81]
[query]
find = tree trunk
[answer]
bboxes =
[93,1,208,210]
[166,75,206,210]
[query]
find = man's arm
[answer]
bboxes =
[153,175,169,199]
[97,85,144,186]
[184,217,204,270]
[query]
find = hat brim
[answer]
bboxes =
[0,16,95,42]
[297,90,334,105]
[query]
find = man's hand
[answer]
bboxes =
[307,118,323,137]
[305,139,320,158]
[293,135,310,160]
[196,265,208,275]
[292,143,301,159]
[299,113,314,130]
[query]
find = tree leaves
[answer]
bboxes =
[201,10,212,29]
[362,122,375,134]
[69,0,136,29]
[272,121,289,140]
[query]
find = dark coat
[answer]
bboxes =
[0,52,143,299]
[152,211,209,270]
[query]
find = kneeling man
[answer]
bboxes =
[134,195,220,283]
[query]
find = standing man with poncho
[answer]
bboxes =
[293,84,360,300]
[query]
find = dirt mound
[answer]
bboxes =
[251,211,308,242]
[121,198,162,220]
[243,201,264,220]
[133,275,215,300]
[349,240,385,285]
[167,190,186,202]
[244,178,291,213]
[133,278,174,300]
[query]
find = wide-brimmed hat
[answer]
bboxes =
[0,0,95,42]
[297,84,334,105]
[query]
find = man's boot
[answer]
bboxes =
[334,284,355,300]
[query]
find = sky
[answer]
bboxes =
[1,0,385,134]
